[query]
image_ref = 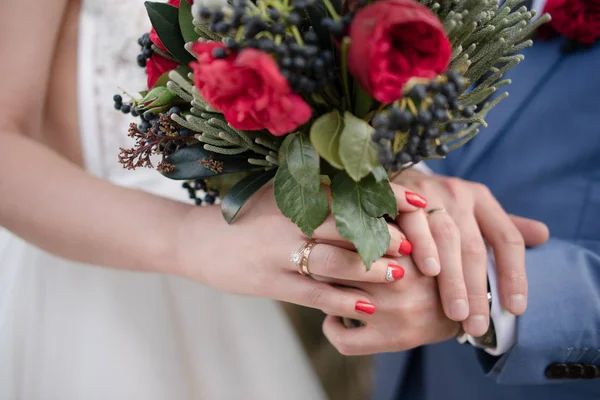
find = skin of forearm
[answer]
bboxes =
[0,130,199,275]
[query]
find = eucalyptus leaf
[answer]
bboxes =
[274,163,329,237]
[310,111,344,170]
[178,0,200,43]
[339,112,379,182]
[152,65,192,89]
[162,144,255,180]
[145,2,195,65]
[221,169,277,223]
[331,172,390,268]
[286,133,321,191]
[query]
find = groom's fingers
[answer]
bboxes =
[322,315,382,355]
[455,217,490,337]
[475,192,528,315]
[509,215,550,247]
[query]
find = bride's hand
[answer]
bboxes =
[174,183,427,318]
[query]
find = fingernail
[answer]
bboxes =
[399,238,413,255]
[467,315,488,336]
[449,299,469,321]
[406,191,427,208]
[355,301,376,315]
[422,257,440,275]
[509,294,527,314]
[386,264,405,282]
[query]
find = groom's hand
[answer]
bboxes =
[392,169,549,337]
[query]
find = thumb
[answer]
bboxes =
[509,215,550,247]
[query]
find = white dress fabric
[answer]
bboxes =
[0,1,326,399]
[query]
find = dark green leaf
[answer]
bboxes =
[145,2,195,65]
[339,112,378,182]
[178,0,200,43]
[331,172,391,268]
[278,133,294,165]
[162,144,254,180]
[358,174,398,218]
[372,166,388,182]
[286,133,321,191]
[274,163,329,237]
[221,169,277,223]
[310,110,344,170]
[353,86,374,119]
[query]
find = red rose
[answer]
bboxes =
[543,0,600,45]
[150,0,193,52]
[190,42,312,136]
[146,54,179,88]
[348,0,451,103]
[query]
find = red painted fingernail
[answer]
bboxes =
[355,301,376,315]
[386,264,405,281]
[399,238,413,255]
[406,191,427,208]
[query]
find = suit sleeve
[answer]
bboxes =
[479,238,600,384]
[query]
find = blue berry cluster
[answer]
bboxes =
[196,0,335,94]
[136,33,153,68]
[372,71,475,171]
[113,94,138,116]
[182,180,220,206]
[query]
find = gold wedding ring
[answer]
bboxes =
[290,239,317,276]
[426,207,447,216]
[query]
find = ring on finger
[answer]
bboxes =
[426,207,447,217]
[290,239,318,276]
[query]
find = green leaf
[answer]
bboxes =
[178,0,200,43]
[331,172,391,268]
[274,163,329,237]
[162,144,255,180]
[358,174,398,219]
[339,112,379,182]
[372,166,388,182]
[353,86,374,119]
[139,86,177,109]
[145,1,195,65]
[286,133,321,191]
[221,169,277,223]
[310,111,344,170]
[278,134,294,165]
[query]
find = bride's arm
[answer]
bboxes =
[0,0,190,273]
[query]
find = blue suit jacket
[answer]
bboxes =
[374,40,600,400]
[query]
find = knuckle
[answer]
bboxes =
[461,241,487,260]
[497,230,525,247]
[473,182,491,197]
[467,293,491,313]
[432,218,460,242]
[322,247,340,277]
[307,287,326,309]
[442,177,465,199]
[332,338,356,356]
[501,270,528,287]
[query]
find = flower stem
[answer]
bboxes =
[291,26,304,46]
[322,0,341,21]
[341,37,352,112]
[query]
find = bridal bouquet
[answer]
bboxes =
[116,0,549,267]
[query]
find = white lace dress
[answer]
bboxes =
[0,1,326,399]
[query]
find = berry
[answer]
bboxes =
[304,30,318,44]
[142,36,151,47]
[224,38,239,51]
[131,107,139,117]
[409,85,427,101]
[136,54,147,67]
[417,109,432,126]
[377,146,394,166]
[121,104,131,114]
[182,182,191,189]
[142,48,153,58]
[427,81,442,92]
[143,111,154,121]
[433,94,447,109]
[423,126,440,139]
[461,106,475,118]
[396,151,412,166]
[441,83,457,99]
[267,8,280,20]
[140,121,151,132]
[445,122,457,133]
[433,109,449,122]
[204,194,216,205]
[372,114,389,129]
[114,102,122,110]
[287,12,301,26]
[212,47,227,59]
[436,144,449,156]
[113,94,123,104]
[194,198,203,206]
[446,70,464,92]
[179,128,190,137]
[388,108,413,131]
[169,107,181,116]
[271,22,285,35]
[199,7,212,19]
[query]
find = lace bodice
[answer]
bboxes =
[79,0,154,181]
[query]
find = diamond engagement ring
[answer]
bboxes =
[290,239,317,276]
